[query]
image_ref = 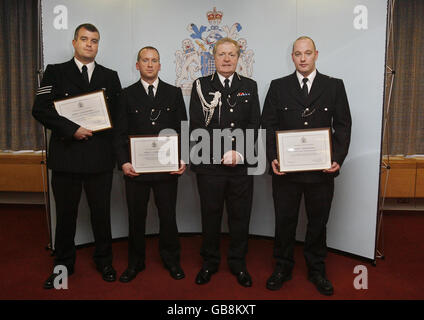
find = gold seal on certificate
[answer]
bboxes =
[130,135,180,173]
[276,128,332,172]
[53,90,112,132]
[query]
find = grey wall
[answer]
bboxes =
[42,0,387,260]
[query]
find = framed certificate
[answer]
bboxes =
[54,90,112,132]
[130,135,180,173]
[276,128,332,172]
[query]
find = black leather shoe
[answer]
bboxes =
[266,271,292,291]
[43,266,74,289]
[97,265,117,282]
[169,265,185,280]
[119,264,145,283]
[308,274,334,296]
[236,271,252,287]
[195,268,215,285]
[43,273,60,289]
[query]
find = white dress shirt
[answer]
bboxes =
[141,78,159,96]
[74,58,95,82]
[296,69,317,93]
[217,73,234,88]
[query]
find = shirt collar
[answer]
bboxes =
[74,57,95,74]
[217,73,234,88]
[140,78,159,91]
[296,69,317,87]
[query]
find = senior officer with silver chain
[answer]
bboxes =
[189,37,261,287]
[261,36,352,295]
[114,46,187,283]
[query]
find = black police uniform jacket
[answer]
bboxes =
[114,79,187,181]
[32,59,122,173]
[189,72,261,175]
[261,71,352,183]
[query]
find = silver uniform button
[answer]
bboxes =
[167,107,170,111]
[152,121,156,125]
[228,94,231,98]
[230,108,233,112]
[324,108,328,111]
[284,107,288,110]
[135,110,138,113]
[230,123,235,127]
[304,122,308,125]
[305,108,309,111]
[152,108,155,112]
[245,100,248,103]
[231,137,235,142]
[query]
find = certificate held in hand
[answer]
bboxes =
[276,128,332,172]
[130,135,180,174]
[53,90,112,132]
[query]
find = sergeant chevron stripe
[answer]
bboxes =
[36,85,53,95]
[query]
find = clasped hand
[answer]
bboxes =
[271,159,340,175]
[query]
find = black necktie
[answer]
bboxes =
[224,78,230,90]
[82,65,89,86]
[301,77,309,98]
[148,85,155,101]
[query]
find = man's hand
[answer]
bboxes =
[323,161,340,173]
[73,127,93,140]
[122,162,139,177]
[170,160,187,175]
[271,159,286,175]
[222,150,241,167]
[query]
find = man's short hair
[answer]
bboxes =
[292,36,317,52]
[213,37,240,57]
[137,46,160,61]
[74,23,100,40]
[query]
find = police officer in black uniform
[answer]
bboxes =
[261,36,352,295]
[32,23,122,288]
[114,46,187,283]
[189,37,261,287]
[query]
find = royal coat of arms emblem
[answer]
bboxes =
[175,7,255,95]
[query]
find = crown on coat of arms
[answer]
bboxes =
[207,7,223,26]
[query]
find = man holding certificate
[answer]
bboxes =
[32,24,122,288]
[189,38,261,287]
[114,47,187,283]
[261,36,352,295]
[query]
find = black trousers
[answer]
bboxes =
[272,176,334,276]
[124,177,180,269]
[51,171,113,271]
[196,174,253,274]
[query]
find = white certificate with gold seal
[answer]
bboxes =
[53,90,112,132]
[129,135,180,173]
[276,128,332,172]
